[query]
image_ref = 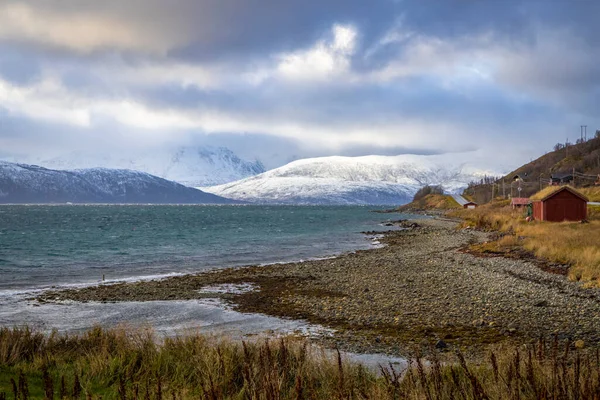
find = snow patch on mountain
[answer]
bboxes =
[0,161,237,204]
[33,146,265,187]
[202,154,500,205]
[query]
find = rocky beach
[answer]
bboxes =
[39,217,600,357]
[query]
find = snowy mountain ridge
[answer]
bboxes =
[27,146,265,187]
[0,161,237,204]
[202,154,500,205]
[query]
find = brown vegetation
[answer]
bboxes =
[451,200,600,286]
[580,187,600,202]
[2,327,600,399]
[412,185,444,202]
[399,194,460,211]
[529,185,588,201]
[465,134,600,204]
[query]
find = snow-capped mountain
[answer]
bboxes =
[0,161,237,204]
[34,146,265,187]
[202,154,500,205]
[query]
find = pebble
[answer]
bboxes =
[38,217,600,357]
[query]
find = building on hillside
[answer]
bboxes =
[550,173,573,185]
[511,197,530,209]
[451,194,478,209]
[530,186,588,222]
[463,201,477,209]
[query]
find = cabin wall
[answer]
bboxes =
[544,196,587,222]
[536,191,587,222]
[532,201,543,220]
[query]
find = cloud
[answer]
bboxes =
[0,78,90,126]
[0,0,396,58]
[0,2,184,54]
[276,24,358,81]
[0,0,598,173]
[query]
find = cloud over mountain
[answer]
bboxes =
[0,0,598,170]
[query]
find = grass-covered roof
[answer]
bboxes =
[530,185,589,202]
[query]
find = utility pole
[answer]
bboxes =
[584,125,587,141]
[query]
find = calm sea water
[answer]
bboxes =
[0,205,411,292]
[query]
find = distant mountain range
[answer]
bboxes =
[23,146,266,187]
[2,147,502,205]
[0,161,237,204]
[202,155,499,205]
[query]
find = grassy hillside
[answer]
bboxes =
[580,187,600,202]
[465,133,600,203]
[398,194,460,211]
[508,134,600,182]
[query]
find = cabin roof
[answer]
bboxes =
[530,185,589,202]
[511,197,530,205]
[551,173,573,180]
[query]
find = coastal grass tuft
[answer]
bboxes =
[451,201,600,285]
[1,327,600,399]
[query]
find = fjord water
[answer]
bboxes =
[0,205,399,291]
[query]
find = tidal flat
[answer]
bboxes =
[39,218,600,358]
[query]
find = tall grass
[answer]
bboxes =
[451,201,600,286]
[1,328,599,399]
[579,187,600,202]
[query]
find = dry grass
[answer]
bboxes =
[0,326,381,399]
[579,187,600,202]
[450,200,600,286]
[1,328,599,399]
[530,185,589,201]
[400,194,461,211]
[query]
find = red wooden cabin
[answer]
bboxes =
[531,187,588,222]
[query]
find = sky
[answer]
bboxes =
[0,0,598,170]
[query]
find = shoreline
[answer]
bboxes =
[38,217,600,358]
[3,231,385,294]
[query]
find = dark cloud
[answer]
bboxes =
[0,45,42,85]
[0,0,599,171]
[2,0,396,59]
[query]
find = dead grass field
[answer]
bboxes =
[450,200,600,286]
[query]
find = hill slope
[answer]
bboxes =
[26,146,266,187]
[507,135,600,183]
[0,162,237,204]
[202,154,499,205]
[464,134,600,203]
